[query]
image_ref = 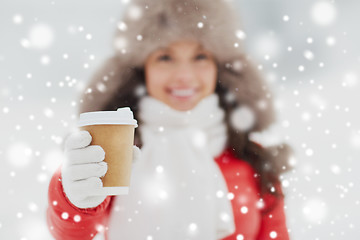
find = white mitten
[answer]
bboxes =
[61,130,141,209]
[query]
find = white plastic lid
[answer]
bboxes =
[78,107,138,127]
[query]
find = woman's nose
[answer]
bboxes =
[173,63,195,83]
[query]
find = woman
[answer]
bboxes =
[47,0,293,239]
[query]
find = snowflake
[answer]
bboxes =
[29,23,55,49]
[311,1,337,26]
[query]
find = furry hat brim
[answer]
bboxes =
[113,0,246,67]
[79,0,277,131]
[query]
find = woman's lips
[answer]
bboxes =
[167,88,198,99]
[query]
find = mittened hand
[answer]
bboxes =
[61,130,142,209]
[61,130,108,209]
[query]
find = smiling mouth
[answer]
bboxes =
[168,88,197,98]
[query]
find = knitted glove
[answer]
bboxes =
[61,130,141,209]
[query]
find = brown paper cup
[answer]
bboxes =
[78,107,138,196]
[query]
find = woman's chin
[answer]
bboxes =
[168,102,196,111]
[166,97,198,111]
[162,92,197,111]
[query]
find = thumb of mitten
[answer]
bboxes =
[132,145,141,165]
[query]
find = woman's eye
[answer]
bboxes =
[195,54,208,60]
[158,54,171,61]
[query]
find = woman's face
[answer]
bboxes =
[144,40,218,111]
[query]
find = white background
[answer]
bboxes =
[0,0,359,239]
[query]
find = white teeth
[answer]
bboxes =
[171,89,195,97]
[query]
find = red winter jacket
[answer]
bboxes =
[47,149,290,240]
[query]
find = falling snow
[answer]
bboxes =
[28,23,55,49]
[230,105,255,132]
[310,1,337,26]
[1,0,359,240]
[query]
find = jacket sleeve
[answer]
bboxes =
[219,159,264,240]
[47,167,113,240]
[256,183,290,240]
[215,150,290,240]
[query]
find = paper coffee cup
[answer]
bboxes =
[78,107,138,196]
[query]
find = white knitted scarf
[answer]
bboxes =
[108,94,235,240]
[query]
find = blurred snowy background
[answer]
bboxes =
[1,0,359,239]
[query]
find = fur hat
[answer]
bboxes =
[79,0,276,133]
[78,0,294,176]
[113,0,246,67]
